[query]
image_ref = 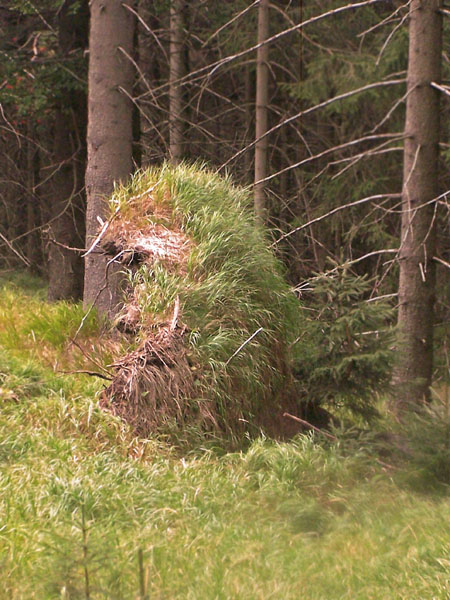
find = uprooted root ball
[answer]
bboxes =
[99,163,301,441]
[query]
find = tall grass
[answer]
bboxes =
[2,384,450,599]
[1,262,449,599]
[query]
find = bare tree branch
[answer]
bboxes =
[220,80,406,171]
[202,0,260,47]
[434,256,450,270]
[0,232,31,266]
[138,0,387,101]
[272,194,401,247]
[431,82,450,99]
[254,132,405,186]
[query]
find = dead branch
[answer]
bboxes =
[225,327,264,366]
[376,10,409,65]
[434,256,450,271]
[283,413,337,440]
[138,0,387,102]
[47,237,86,253]
[59,369,113,381]
[202,0,259,47]
[69,337,113,377]
[294,249,400,293]
[0,232,31,266]
[431,82,450,99]
[254,133,405,187]
[272,194,401,247]
[122,3,169,63]
[82,204,122,259]
[220,80,406,171]
[358,1,411,38]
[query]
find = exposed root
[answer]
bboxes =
[103,222,191,270]
[100,326,217,437]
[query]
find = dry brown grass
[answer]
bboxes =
[100,325,219,437]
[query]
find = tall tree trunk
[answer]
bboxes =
[254,0,269,222]
[47,110,86,300]
[137,0,162,165]
[47,0,87,301]
[84,0,135,317]
[244,64,254,182]
[169,0,185,163]
[393,0,443,409]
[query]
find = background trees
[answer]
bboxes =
[1,0,448,405]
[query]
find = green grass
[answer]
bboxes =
[1,274,450,599]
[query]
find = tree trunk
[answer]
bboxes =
[254,0,269,222]
[84,0,135,317]
[244,64,254,182]
[393,0,442,409]
[169,0,185,163]
[47,109,85,300]
[47,0,87,301]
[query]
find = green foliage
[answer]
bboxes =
[396,387,450,488]
[294,265,394,419]
[0,274,99,355]
[1,2,87,119]
[2,376,450,598]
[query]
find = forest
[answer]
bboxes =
[1,0,450,598]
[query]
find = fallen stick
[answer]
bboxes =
[283,412,337,440]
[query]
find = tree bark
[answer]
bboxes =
[393,0,442,408]
[254,0,269,222]
[47,0,87,301]
[47,109,85,300]
[169,0,185,163]
[84,0,135,317]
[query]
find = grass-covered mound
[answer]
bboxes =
[99,163,300,441]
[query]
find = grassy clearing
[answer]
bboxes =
[1,275,450,599]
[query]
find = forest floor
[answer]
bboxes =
[1,272,449,599]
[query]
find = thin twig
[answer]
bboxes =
[58,369,113,381]
[220,80,406,171]
[0,232,31,266]
[272,194,401,247]
[69,337,113,377]
[225,327,263,366]
[82,204,121,258]
[138,0,386,102]
[202,0,259,46]
[283,413,338,440]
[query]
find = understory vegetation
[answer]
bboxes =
[1,273,450,599]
